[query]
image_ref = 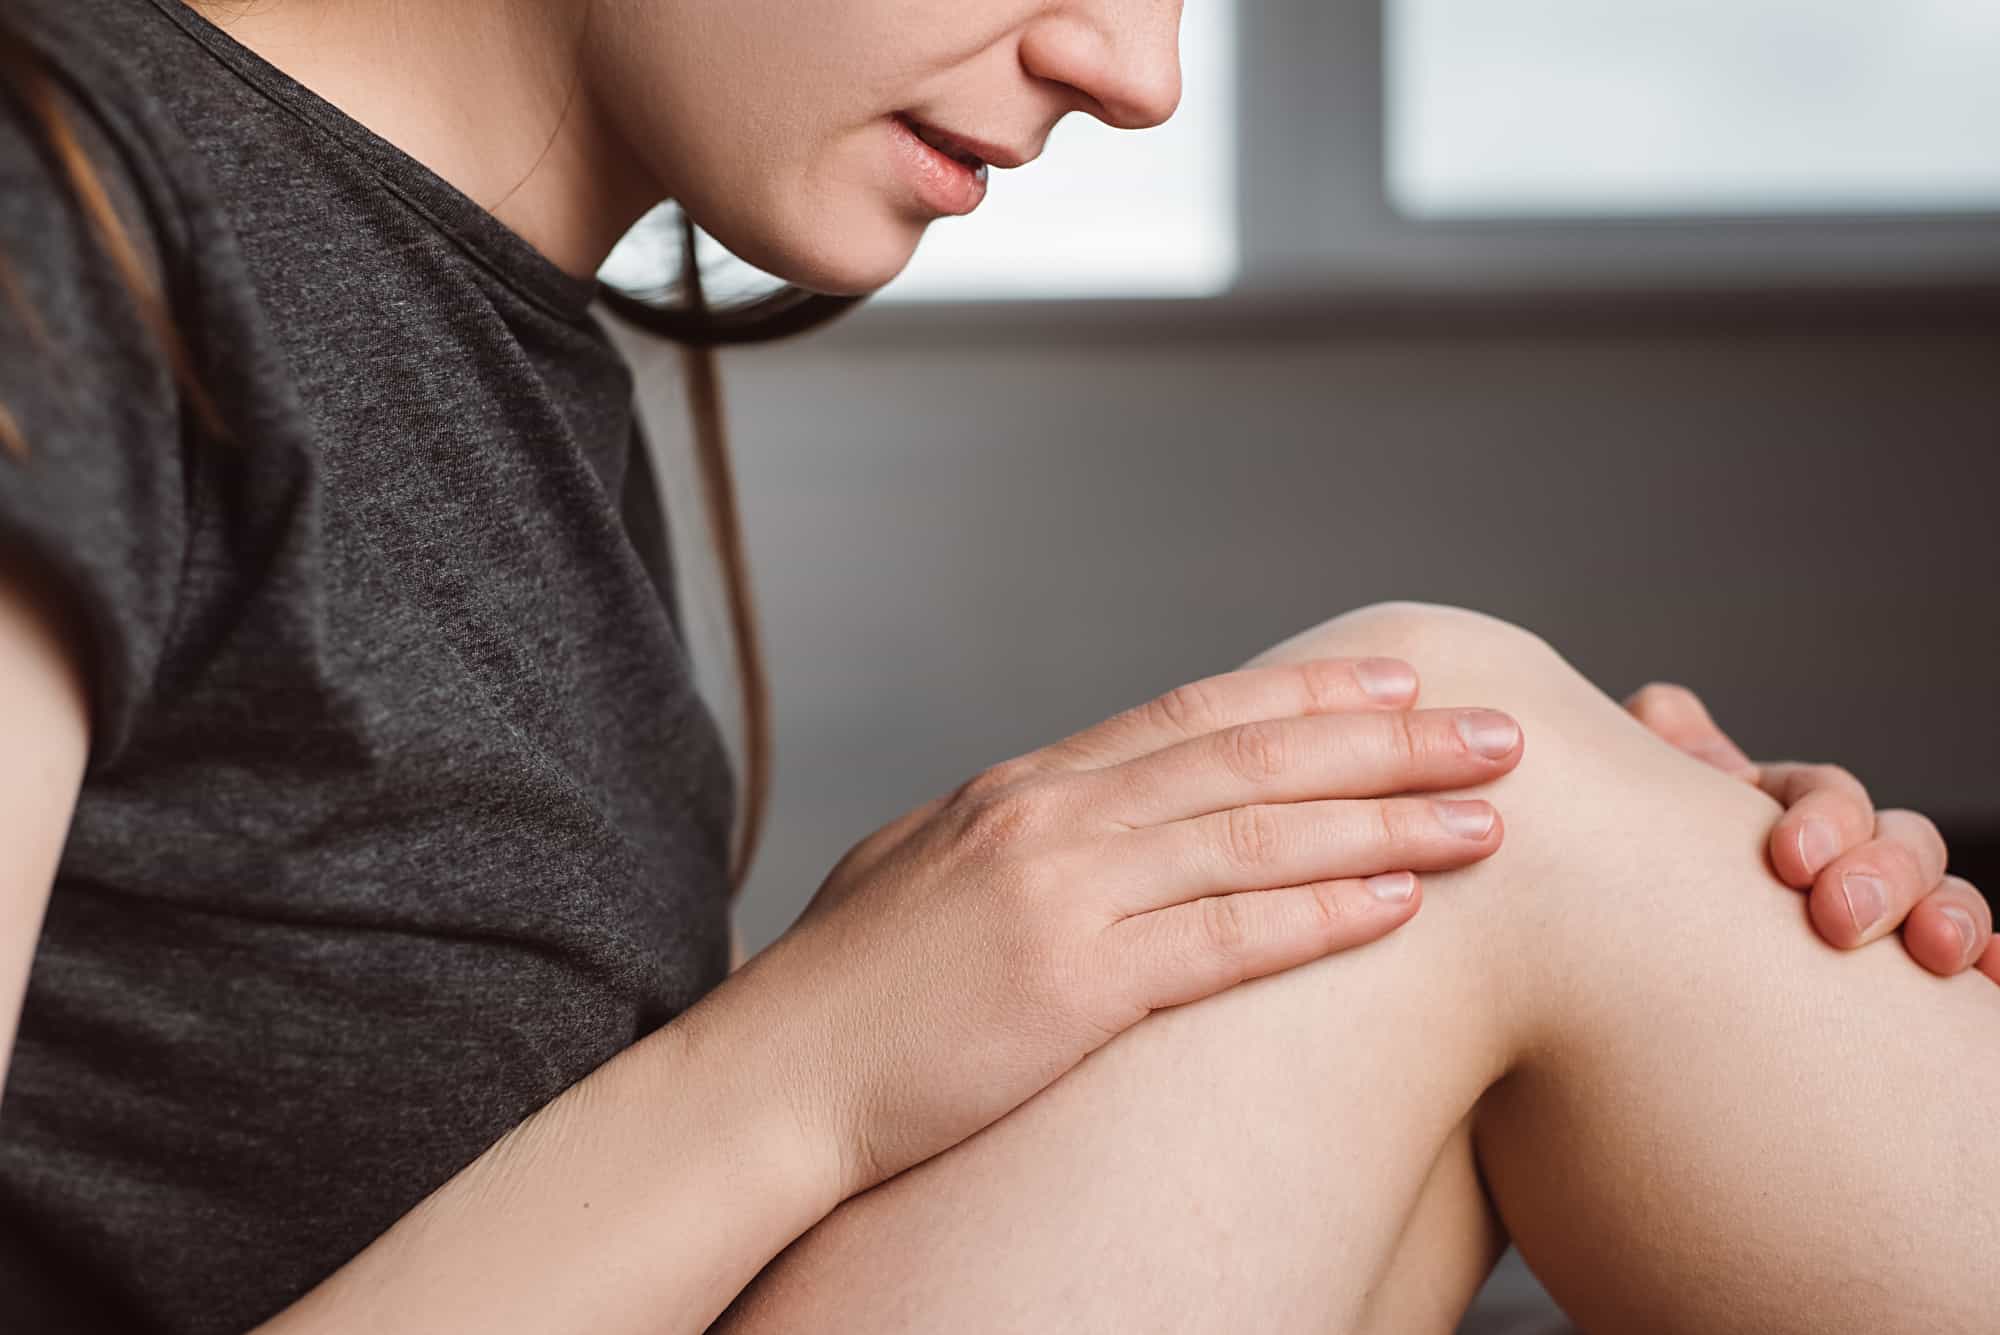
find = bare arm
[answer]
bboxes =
[0,575,849,1335]
[0,563,90,1101]
[255,961,847,1335]
[9,557,1525,1331]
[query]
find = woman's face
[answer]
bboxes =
[589,0,1184,295]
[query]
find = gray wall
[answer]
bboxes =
[615,313,2000,955]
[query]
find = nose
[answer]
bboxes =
[1019,1,1184,131]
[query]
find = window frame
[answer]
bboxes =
[833,0,2000,334]
[1235,0,2000,297]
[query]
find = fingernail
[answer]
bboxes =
[1367,870,1416,903]
[1436,800,1496,840]
[1840,872,1886,937]
[1799,820,1840,875]
[1940,905,1979,966]
[1355,658,1416,703]
[1455,710,1520,759]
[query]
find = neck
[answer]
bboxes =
[186,0,656,280]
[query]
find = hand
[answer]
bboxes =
[745,657,1525,1201]
[1625,682,1996,983]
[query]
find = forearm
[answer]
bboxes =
[256,959,843,1335]
[0,560,91,1102]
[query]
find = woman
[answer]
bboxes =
[1,0,1992,1331]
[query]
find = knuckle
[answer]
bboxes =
[1385,709,1424,768]
[958,786,1052,850]
[1297,658,1352,713]
[1220,719,1289,784]
[1375,798,1411,847]
[1306,881,1351,940]
[1149,678,1221,739]
[1198,893,1254,957]
[1815,763,1869,806]
[1221,803,1284,871]
[1878,838,1928,889]
[1883,808,1948,864]
[954,762,1011,805]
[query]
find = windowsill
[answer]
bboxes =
[810,278,2000,348]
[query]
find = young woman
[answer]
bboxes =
[1,1,1992,1332]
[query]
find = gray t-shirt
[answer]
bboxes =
[0,0,737,1328]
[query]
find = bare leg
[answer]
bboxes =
[718,603,2000,1334]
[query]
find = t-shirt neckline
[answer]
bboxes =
[145,0,607,324]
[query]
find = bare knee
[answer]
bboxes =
[1246,600,1570,707]
[1253,601,1793,1043]
[1321,600,1549,653]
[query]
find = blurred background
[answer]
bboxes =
[606,3,2000,1330]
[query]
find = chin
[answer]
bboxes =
[711,200,927,298]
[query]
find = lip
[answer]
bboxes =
[889,114,991,216]
[897,115,1034,171]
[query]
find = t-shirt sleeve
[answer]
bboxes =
[0,81,190,775]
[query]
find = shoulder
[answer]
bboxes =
[1,2,207,775]
[3,0,207,278]
[2,21,178,434]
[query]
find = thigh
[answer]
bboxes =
[1291,606,2000,1333]
[716,923,1514,1334]
[1355,1115,1509,1335]
[716,606,1571,1333]
[721,602,2000,1334]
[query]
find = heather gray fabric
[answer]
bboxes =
[0,1,736,1329]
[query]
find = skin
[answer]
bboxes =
[188,0,1989,975]
[0,569,1500,1332]
[191,0,1183,289]
[0,566,91,1100]
[0,2,1986,1329]
[1622,682,1996,981]
[716,603,2000,1333]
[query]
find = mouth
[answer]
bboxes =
[895,114,992,183]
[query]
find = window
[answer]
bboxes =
[605,1,2000,307]
[1229,0,2000,296]
[1388,0,2000,220]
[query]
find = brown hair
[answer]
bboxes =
[0,16,861,893]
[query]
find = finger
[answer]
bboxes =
[1623,682,1756,776]
[1038,657,1420,773]
[1872,807,1950,887]
[1079,707,1524,828]
[1806,820,1941,950]
[1116,873,1423,1012]
[1899,878,1993,977]
[1978,933,2000,985]
[1108,796,1501,915]
[1759,763,1874,887]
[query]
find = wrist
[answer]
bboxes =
[664,947,852,1230]
[257,950,854,1335]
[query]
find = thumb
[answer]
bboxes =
[1624,682,1757,778]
